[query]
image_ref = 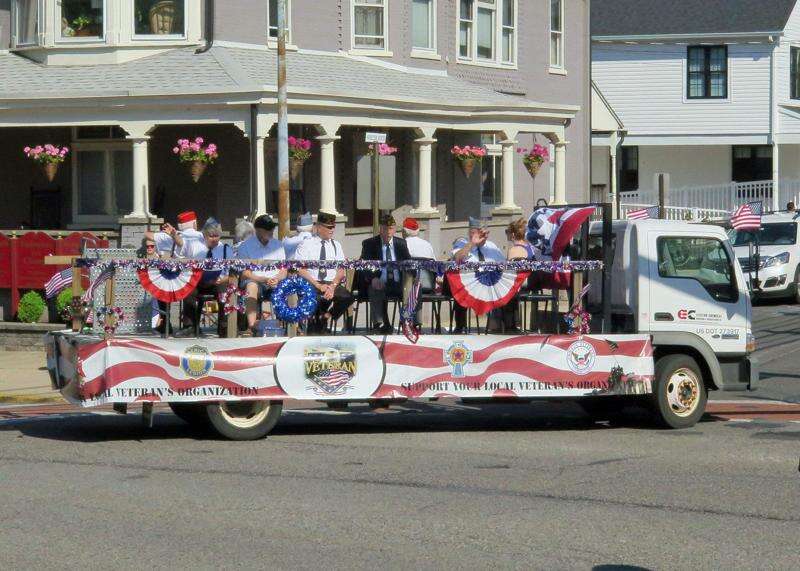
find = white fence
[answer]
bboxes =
[620,179,800,218]
[619,204,728,221]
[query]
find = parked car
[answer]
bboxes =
[730,213,800,302]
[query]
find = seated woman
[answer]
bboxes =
[499,218,538,333]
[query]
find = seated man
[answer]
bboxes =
[236,214,287,332]
[295,211,354,333]
[181,218,233,335]
[360,214,411,333]
[402,217,436,260]
[449,217,504,334]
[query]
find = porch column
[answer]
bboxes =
[773,141,781,212]
[317,134,341,215]
[500,139,519,209]
[255,134,269,216]
[127,136,150,218]
[610,134,619,218]
[413,137,437,213]
[554,141,568,205]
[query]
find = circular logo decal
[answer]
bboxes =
[180,345,214,379]
[566,340,596,376]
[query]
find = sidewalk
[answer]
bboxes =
[0,350,63,403]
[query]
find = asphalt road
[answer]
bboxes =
[1,302,799,570]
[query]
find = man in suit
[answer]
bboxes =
[360,214,411,333]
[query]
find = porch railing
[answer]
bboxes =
[619,204,728,221]
[620,179,800,216]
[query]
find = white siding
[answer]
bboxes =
[777,2,800,135]
[637,146,732,191]
[593,42,773,138]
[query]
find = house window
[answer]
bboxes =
[134,0,186,37]
[267,0,291,41]
[792,46,800,100]
[687,46,728,99]
[480,135,502,213]
[620,146,639,192]
[732,146,772,183]
[412,0,435,51]
[75,150,133,219]
[549,0,563,68]
[459,0,516,65]
[59,0,105,40]
[13,0,38,45]
[353,0,387,50]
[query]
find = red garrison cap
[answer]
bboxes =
[177,211,197,224]
[402,217,419,231]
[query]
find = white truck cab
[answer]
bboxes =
[590,219,756,401]
[729,213,800,302]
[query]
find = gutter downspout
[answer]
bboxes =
[196,0,215,54]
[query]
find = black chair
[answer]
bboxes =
[416,269,450,334]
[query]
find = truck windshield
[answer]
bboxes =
[729,223,797,246]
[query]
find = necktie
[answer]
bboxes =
[319,240,328,282]
[477,247,485,262]
[206,248,213,259]
[385,243,396,284]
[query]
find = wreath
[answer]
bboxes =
[271,276,318,323]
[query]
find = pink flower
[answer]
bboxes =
[206,143,217,153]
[173,147,180,154]
[288,135,297,146]
[190,143,200,152]
[195,137,204,144]
[23,146,30,153]
[301,139,311,151]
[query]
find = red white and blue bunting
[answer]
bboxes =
[447,269,531,316]
[137,266,203,303]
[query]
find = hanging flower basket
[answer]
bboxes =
[288,136,312,181]
[366,142,398,157]
[450,145,486,179]
[173,137,218,183]
[189,160,207,182]
[518,144,550,179]
[24,144,69,182]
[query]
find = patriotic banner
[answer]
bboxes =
[446,269,531,315]
[45,269,72,299]
[82,265,116,304]
[527,206,596,260]
[137,266,203,303]
[50,333,654,407]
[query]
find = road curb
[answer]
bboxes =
[0,392,64,405]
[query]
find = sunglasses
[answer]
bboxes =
[320,224,336,230]
[145,244,156,249]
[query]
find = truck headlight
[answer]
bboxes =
[760,252,790,269]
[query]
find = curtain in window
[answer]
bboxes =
[412,0,432,49]
[550,0,562,67]
[459,0,473,57]
[354,1,385,48]
[502,0,514,63]
[476,7,493,59]
[16,0,37,44]
[792,47,800,99]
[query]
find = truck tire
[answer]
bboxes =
[651,354,707,429]
[793,266,800,304]
[206,400,283,440]
[168,403,209,426]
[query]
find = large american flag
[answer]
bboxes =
[626,206,660,220]
[44,269,72,299]
[731,201,763,230]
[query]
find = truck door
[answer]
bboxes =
[647,232,748,353]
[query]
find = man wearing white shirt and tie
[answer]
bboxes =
[236,214,287,331]
[295,211,354,333]
[449,217,504,333]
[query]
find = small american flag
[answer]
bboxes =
[44,269,72,299]
[626,206,660,220]
[82,265,115,304]
[731,201,763,231]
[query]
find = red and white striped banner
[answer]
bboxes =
[58,334,654,407]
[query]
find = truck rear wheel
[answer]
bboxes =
[651,354,707,429]
[168,403,209,426]
[206,400,283,440]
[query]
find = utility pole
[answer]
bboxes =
[276,0,290,239]
[371,141,380,236]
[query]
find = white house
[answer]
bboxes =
[591,0,800,215]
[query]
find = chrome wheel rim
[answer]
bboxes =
[219,401,271,429]
[665,368,701,417]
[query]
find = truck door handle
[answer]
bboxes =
[654,312,674,321]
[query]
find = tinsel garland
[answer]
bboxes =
[218,284,247,315]
[270,276,318,323]
[76,257,603,275]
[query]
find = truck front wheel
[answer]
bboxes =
[651,355,707,429]
[206,400,283,440]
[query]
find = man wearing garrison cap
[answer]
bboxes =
[146,210,205,257]
[401,217,435,260]
[359,213,411,333]
[295,211,354,332]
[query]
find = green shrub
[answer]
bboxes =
[56,289,73,321]
[18,291,46,324]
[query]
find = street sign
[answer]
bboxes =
[365,132,387,144]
